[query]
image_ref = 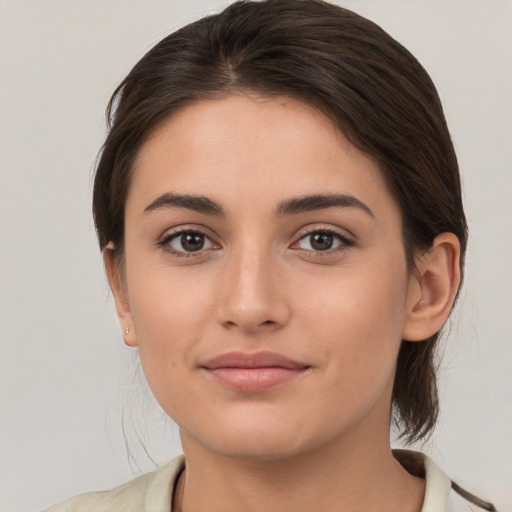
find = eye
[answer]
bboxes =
[161,230,217,255]
[295,229,352,252]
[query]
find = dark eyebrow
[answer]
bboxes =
[143,192,224,216]
[275,194,374,218]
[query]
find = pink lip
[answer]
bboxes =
[200,351,310,393]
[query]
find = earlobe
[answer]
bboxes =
[103,244,138,347]
[402,233,461,342]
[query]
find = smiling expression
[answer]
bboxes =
[113,94,418,460]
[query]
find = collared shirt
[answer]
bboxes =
[43,451,494,512]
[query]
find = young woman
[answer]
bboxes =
[44,1,497,510]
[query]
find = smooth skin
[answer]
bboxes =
[105,95,460,512]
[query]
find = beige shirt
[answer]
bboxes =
[43,450,491,512]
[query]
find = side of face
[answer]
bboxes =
[104,94,460,461]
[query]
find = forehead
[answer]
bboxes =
[128,94,398,220]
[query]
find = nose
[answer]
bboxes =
[216,245,291,334]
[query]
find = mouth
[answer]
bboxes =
[200,351,311,393]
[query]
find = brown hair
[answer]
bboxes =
[93,0,468,444]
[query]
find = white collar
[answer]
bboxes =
[148,450,453,512]
[393,449,452,512]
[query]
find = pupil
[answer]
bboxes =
[311,233,333,251]
[182,233,204,251]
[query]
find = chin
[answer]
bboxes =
[209,433,309,462]
[180,409,333,463]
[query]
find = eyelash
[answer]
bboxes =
[158,229,217,258]
[293,228,354,256]
[157,227,354,258]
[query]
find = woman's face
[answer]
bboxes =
[115,94,418,460]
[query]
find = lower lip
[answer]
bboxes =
[204,367,307,393]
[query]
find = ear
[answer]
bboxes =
[402,233,461,342]
[103,244,137,347]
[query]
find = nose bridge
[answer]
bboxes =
[217,237,289,331]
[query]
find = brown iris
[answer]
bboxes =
[309,232,334,251]
[180,233,205,252]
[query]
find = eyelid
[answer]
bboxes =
[293,223,354,241]
[290,226,355,254]
[156,223,355,258]
[157,226,221,257]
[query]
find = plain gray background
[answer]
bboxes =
[0,1,510,511]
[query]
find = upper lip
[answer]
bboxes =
[200,351,309,370]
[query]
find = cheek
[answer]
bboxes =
[295,250,409,391]
[125,260,217,385]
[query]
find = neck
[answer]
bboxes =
[174,426,424,512]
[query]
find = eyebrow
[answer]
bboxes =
[275,194,374,218]
[143,192,373,218]
[144,193,224,216]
